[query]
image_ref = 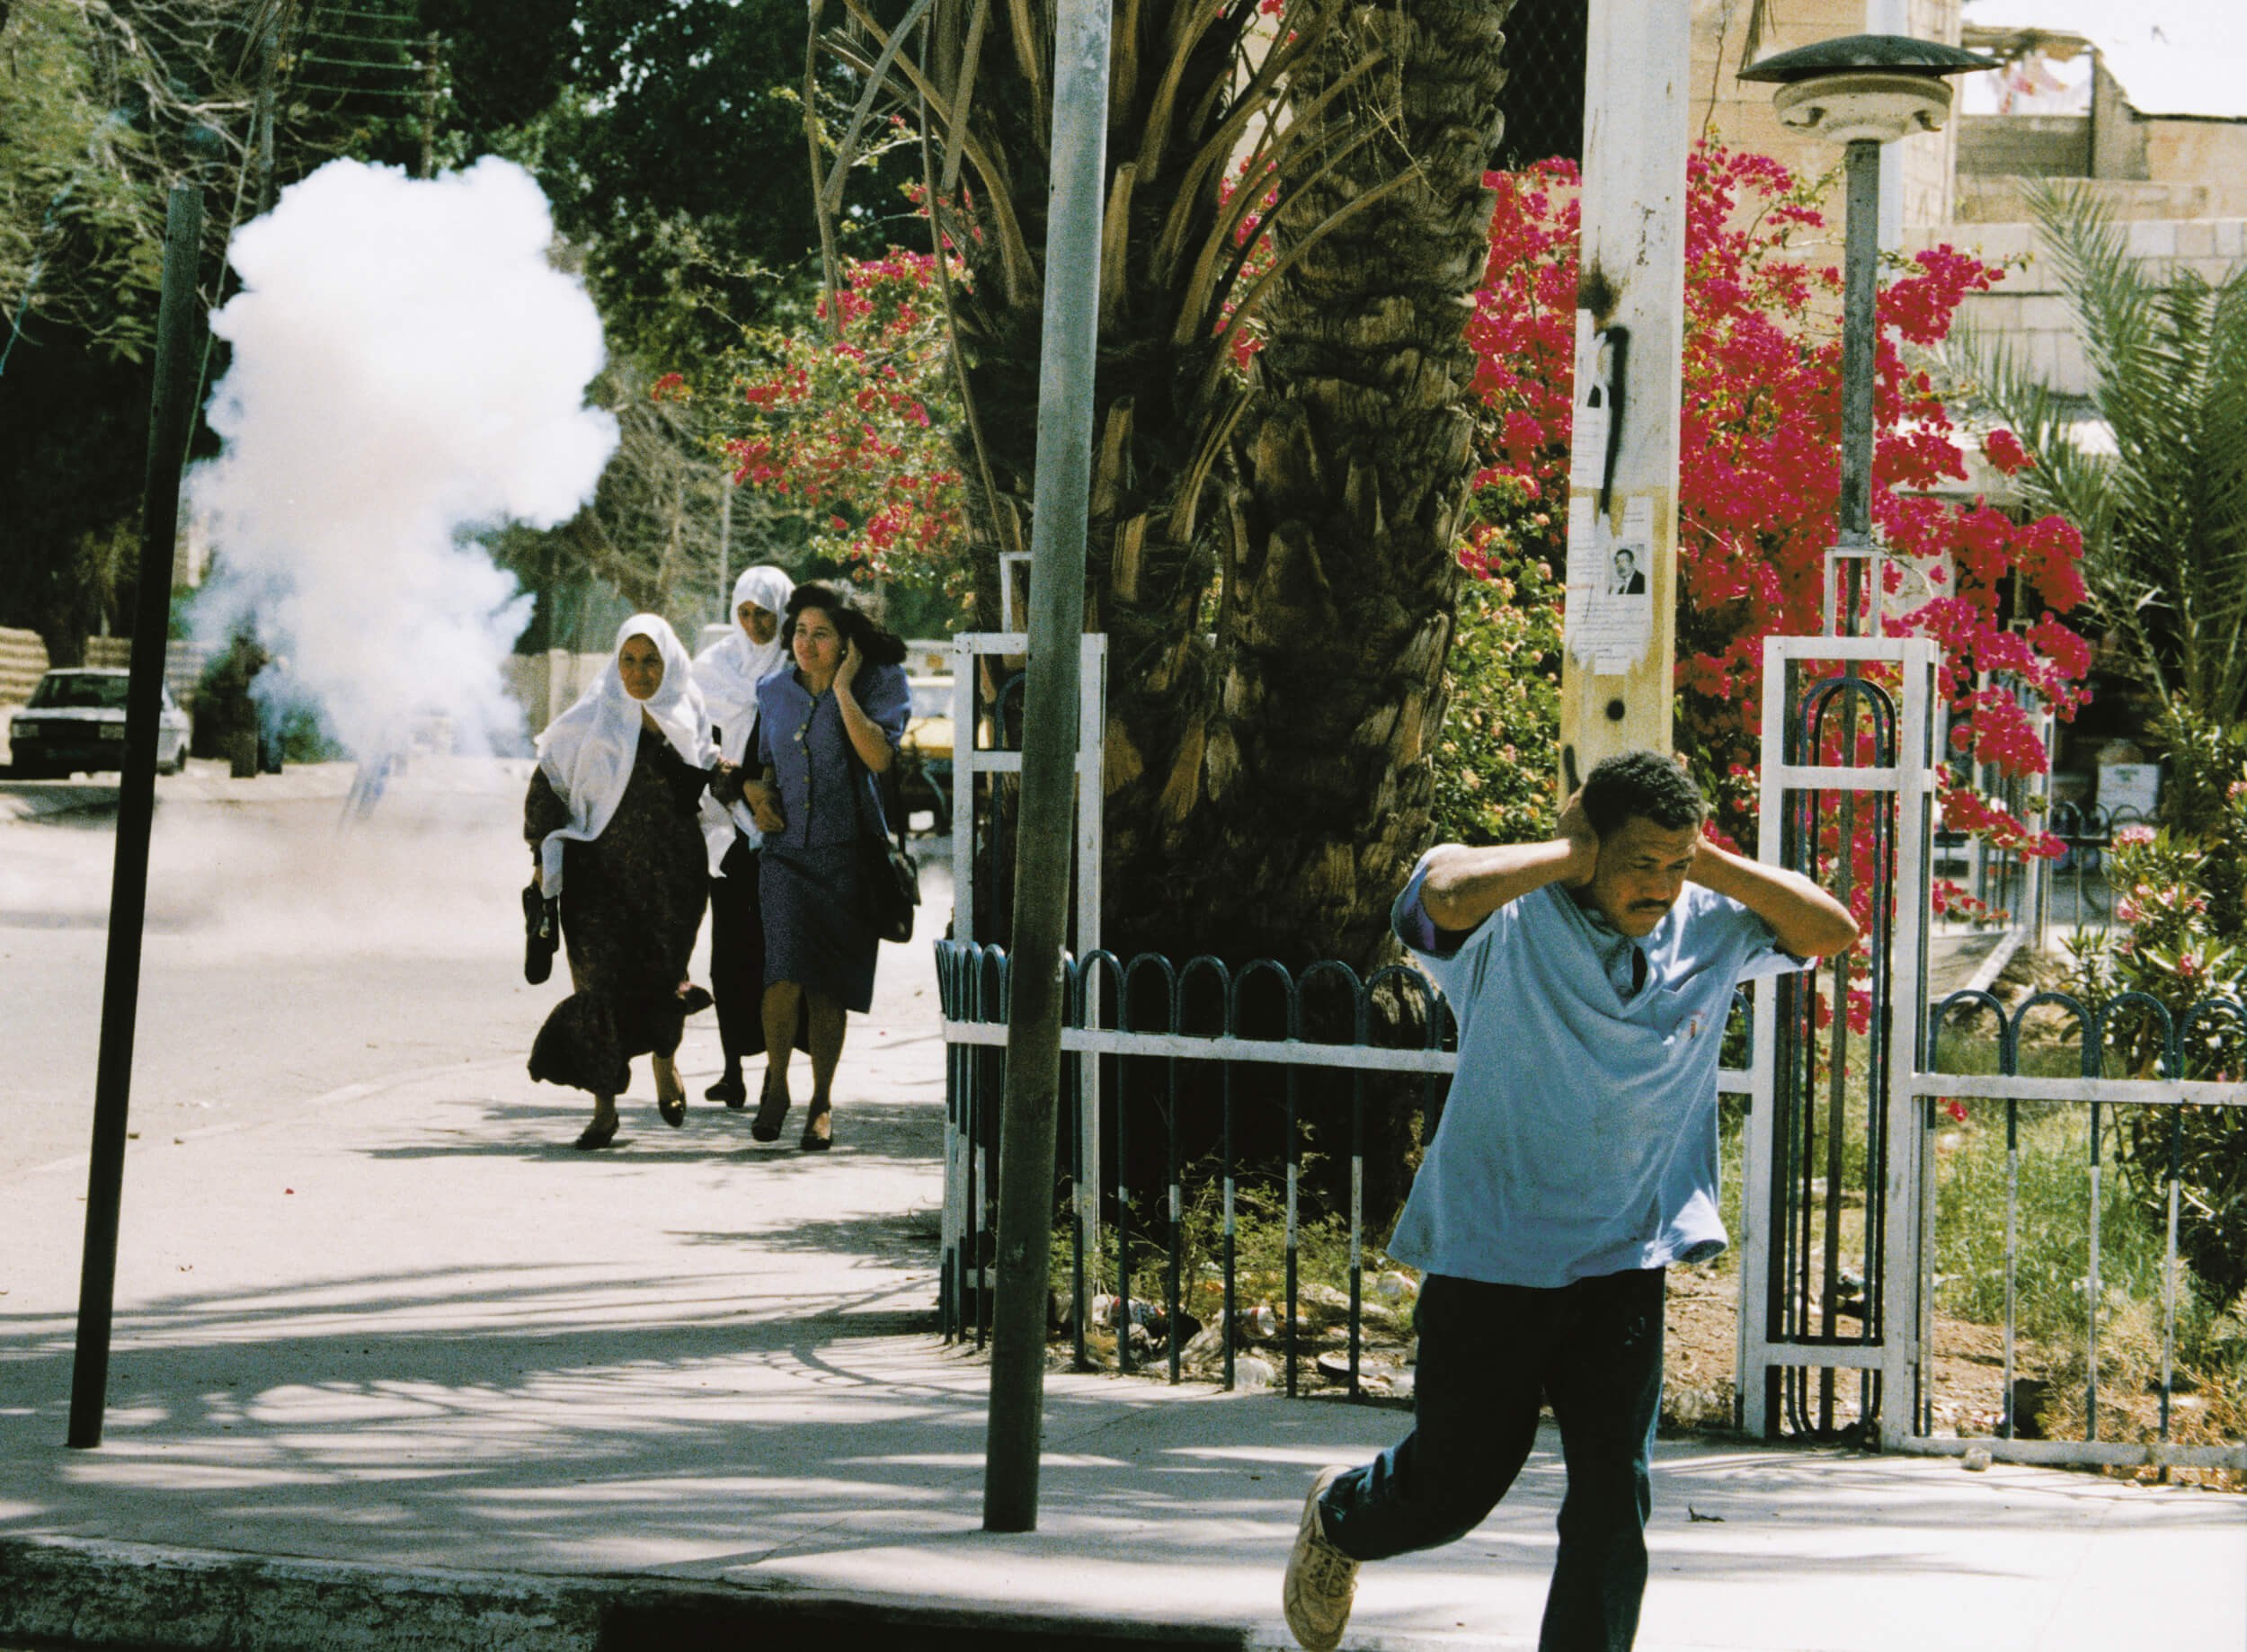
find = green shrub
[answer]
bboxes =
[2066,709,2247,1301]
[1932,1102,2174,1349]
[1432,488,1564,847]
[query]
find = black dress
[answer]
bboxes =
[524,727,711,1095]
[708,826,777,1066]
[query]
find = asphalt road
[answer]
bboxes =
[0,765,549,1187]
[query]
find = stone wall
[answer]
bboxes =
[1958,113,2090,179]
[1912,216,2247,397]
[501,651,612,741]
[0,628,47,708]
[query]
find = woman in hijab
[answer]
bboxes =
[691,564,795,1107]
[526,615,733,1149]
[733,584,910,1151]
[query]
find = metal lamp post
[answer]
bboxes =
[1740,34,1991,636]
[1736,36,1993,1442]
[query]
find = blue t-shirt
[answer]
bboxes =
[1389,855,1807,1288]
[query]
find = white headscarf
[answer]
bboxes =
[693,564,795,765]
[535,614,731,895]
[692,564,795,840]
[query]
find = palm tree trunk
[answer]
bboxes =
[889,0,1511,972]
[1106,0,1514,971]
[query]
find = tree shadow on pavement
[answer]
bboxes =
[0,1255,2238,1629]
[359,1097,945,1170]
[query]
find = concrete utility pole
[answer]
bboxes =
[1557,0,1690,789]
[981,0,1110,1532]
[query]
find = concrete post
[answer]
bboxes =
[1558,0,1690,787]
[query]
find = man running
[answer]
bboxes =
[1283,750,1859,1652]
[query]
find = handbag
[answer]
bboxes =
[852,759,920,945]
[522,875,558,984]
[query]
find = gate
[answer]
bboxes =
[1739,634,2245,1469]
[1738,634,1942,1446]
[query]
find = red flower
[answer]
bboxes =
[1983,428,2032,475]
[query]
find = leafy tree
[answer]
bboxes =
[1,0,926,661]
[813,0,1514,974]
[1964,181,2247,742]
[717,249,965,600]
[0,0,258,656]
[427,0,924,367]
[2,1,167,365]
[0,341,152,657]
[399,1,934,632]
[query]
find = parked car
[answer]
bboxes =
[895,675,955,833]
[7,668,191,777]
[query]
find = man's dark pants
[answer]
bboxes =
[1319,1266,1666,1652]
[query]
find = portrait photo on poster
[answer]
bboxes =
[1565,498,1655,671]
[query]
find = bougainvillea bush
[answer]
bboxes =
[1438,143,2093,934]
[715,250,965,596]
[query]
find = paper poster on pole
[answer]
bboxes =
[1568,311,1610,493]
[1565,496,1654,672]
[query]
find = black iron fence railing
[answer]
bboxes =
[1923,987,2247,1468]
[936,939,1755,1399]
[939,939,2247,1472]
[1936,799,2150,933]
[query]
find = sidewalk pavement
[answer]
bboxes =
[3,841,2242,1651]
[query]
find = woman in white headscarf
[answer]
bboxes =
[525,615,732,1149]
[691,565,795,1106]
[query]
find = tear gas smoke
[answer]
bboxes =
[191,157,617,759]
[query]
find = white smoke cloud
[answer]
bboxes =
[191,156,617,759]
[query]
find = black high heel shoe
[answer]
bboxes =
[798,1106,832,1152]
[654,1052,688,1126]
[706,1070,748,1108]
[750,1079,790,1142]
[574,1117,619,1150]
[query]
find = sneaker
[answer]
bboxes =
[1283,1465,1359,1651]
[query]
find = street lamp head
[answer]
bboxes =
[1740,33,1995,147]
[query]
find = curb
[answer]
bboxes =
[1961,925,2027,998]
[0,1538,1262,1652]
[0,1538,598,1652]
[0,784,120,825]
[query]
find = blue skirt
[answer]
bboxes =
[759,841,879,1013]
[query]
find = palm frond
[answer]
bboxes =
[2005,180,2247,727]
